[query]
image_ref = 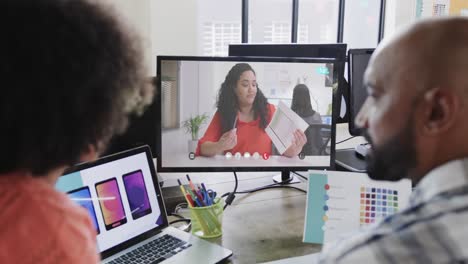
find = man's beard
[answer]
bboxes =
[363,118,417,182]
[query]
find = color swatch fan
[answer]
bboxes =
[303,170,412,244]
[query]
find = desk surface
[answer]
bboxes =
[161,124,365,263]
[167,172,322,264]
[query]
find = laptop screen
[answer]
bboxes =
[56,150,164,253]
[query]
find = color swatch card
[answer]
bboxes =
[303,170,411,244]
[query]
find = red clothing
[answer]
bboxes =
[197,104,276,156]
[0,172,99,264]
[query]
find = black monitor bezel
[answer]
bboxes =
[156,55,344,173]
[60,145,169,260]
[347,48,374,136]
[228,43,347,60]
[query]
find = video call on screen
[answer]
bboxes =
[160,59,336,168]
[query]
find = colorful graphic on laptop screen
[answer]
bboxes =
[123,170,152,220]
[55,152,162,252]
[95,178,128,230]
[67,186,100,234]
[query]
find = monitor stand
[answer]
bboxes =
[272,170,301,184]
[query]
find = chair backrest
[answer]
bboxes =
[308,124,331,155]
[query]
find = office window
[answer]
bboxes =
[249,0,293,43]
[343,0,381,49]
[264,22,291,43]
[198,0,242,56]
[202,22,241,56]
[298,24,309,43]
[298,0,339,43]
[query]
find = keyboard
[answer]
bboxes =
[108,234,192,264]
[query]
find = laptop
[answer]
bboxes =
[56,145,232,264]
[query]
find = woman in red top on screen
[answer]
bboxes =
[196,63,307,157]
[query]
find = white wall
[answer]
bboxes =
[101,0,200,75]
[150,0,198,74]
[162,61,202,156]
[103,0,152,75]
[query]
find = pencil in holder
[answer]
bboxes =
[190,198,224,238]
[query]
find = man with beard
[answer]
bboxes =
[318,17,468,263]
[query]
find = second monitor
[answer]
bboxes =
[157,56,342,174]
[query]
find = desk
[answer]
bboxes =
[165,172,322,264]
[160,124,366,263]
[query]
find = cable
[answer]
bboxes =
[221,180,305,198]
[220,180,285,199]
[336,136,356,145]
[223,171,238,210]
[221,172,307,209]
[226,182,286,195]
[168,203,191,231]
[168,212,186,219]
[173,202,188,213]
[234,185,306,194]
[168,218,191,225]
[292,171,308,181]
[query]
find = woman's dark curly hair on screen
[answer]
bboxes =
[216,63,270,134]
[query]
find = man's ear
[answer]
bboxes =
[421,88,459,135]
[79,144,99,163]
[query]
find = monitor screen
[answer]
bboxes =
[157,56,341,172]
[348,49,374,136]
[229,44,349,123]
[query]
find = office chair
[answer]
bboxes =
[307,124,331,155]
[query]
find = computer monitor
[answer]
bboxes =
[228,43,349,123]
[228,43,347,61]
[348,49,374,136]
[156,56,343,181]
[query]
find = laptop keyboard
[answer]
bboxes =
[107,234,192,264]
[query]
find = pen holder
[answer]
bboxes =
[190,198,224,238]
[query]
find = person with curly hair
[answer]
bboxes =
[197,63,306,158]
[0,0,153,262]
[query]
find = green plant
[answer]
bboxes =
[182,113,210,140]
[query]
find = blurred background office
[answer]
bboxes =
[105,0,468,159]
[111,0,467,84]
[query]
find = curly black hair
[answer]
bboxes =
[217,63,270,134]
[0,0,153,176]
